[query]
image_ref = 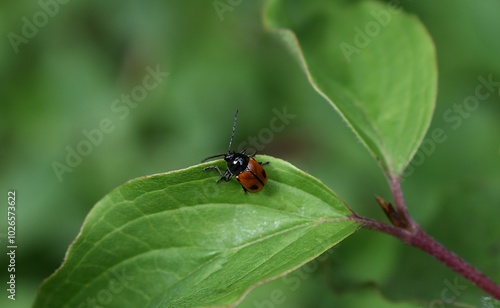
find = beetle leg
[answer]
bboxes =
[204,165,222,175]
[241,185,249,193]
[246,149,257,157]
[246,150,269,166]
[204,165,228,183]
[204,166,233,184]
[218,170,233,183]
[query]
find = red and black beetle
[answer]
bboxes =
[202,110,269,193]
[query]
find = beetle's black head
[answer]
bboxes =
[225,151,249,175]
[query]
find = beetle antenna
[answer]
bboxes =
[227,109,239,152]
[201,153,226,162]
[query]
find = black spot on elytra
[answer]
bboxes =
[261,170,267,179]
[250,185,259,191]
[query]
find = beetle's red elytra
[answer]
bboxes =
[202,109,269,193]
[236,156,268,192]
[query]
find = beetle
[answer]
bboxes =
[202,109,269,193]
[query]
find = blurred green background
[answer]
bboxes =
[1,0,499,307]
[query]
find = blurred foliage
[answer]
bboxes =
[0,0,499,307]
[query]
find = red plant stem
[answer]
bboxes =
[350,175,500,300]
[352,216,500,300]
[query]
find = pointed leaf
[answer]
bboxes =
[34,156,359,307]
[264,0,437,177]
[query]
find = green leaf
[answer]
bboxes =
[264,0,437,177]
[34,156,359,307]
